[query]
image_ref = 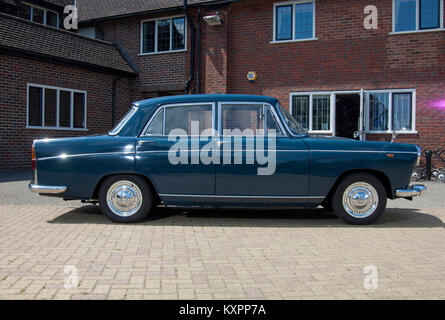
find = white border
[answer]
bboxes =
[140,15,187,55]
[27,83,88,131]
[272,0,316,43]
[392,0,444,33]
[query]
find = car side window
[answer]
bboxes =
[221,104,264,136]
[221,104,283,136]
[145,104,213,136]
[265,107,282,135]
[146,109,164,135]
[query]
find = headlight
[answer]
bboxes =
[416,146,421,166]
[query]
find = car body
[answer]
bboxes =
[30,94,426,224]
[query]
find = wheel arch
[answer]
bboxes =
[91,173,160,203]
[324,169,393,203]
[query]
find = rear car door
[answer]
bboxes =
[136,102,216,195]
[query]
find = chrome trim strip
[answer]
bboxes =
[311,150,418,154]
[159,194,325,199]
[136,149,309,155]
[29,184,67,194]
[38,151,134,161]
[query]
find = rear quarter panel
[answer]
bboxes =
[35,136,136,199]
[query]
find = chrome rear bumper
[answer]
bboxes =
[396,184,427,198]
[29,184,67,194]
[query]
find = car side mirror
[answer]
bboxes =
[353,131,360,139]
[391,131,398,143]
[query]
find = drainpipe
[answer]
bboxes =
[184,0,195,94]
[112,77,122,127]
[196,5,202,94]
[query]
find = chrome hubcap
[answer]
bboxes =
[106,181,142,217]
[342,182,378,218]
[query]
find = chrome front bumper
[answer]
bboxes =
[396,184,427,198]
[29,184,67,194]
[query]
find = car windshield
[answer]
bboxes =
[109,106,138,136]
[277,103,307,135]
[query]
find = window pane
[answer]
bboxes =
[295,2,313,39]
[146,110,164,135]
[276,5,292,40]
[73,92,85,128]
[142,21,155,53]
[420,0,440,29]
[369,93,389,131]
[222,104,264,135]
[172,17,185,50]
[46,11,58,27]
[291,96,310,130]
[59,91,71,128]
[266,108,282,134]
[395,0,416,32]
[393,93,412,131]
[33,7,44,24]
[44,89,57,127]
[28,87,42,126]
[18,5,31,20]
[165,105,212,135]
[157,19,171,52]
[312,95,330,131]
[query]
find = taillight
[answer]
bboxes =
[32,144,36,170]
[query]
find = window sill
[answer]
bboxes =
[389,28,445,35]
[139,49,187,56]
[27,126,89,132]
[270,38,318,44]
[367,131,418,135]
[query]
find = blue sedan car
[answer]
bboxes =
[30,94,426,224]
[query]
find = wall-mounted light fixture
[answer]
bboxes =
[203,14,223,26]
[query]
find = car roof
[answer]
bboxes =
[134,94,279,108]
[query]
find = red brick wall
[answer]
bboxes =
[221,0,445,153]
[0,54,133,169]
[98,10,190,96]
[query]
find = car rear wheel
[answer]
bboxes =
[332,173,387,225]
[99,175,153,223]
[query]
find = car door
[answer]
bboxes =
[135,102,216,196]
[215,102,309,199]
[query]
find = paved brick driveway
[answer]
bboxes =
[0,173,444,300]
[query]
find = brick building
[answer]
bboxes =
[1,0,444,169]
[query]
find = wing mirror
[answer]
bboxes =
[353,131,360,139]
[391,131,398,143]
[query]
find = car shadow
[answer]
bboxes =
[48,205,445,228]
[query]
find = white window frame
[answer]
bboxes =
[391,0,444,34]
[21,2,59,28]
[289,92,335,134]
[140,15,187,55]
[365,89,417,134]
[26,84,88,131]
[272,0,317,43]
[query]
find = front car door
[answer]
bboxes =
[136,102,216,196]
[215,101,310,202]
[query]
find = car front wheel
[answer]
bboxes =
[99,175,153,223]
[332,173,387,225]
